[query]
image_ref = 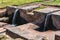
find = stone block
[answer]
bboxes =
[5,27,43,40]
[0,9,6,17]
[55,31,60,40]
[6,6,17,17]
[20,4,41,12]
[33,7,60,30]
[55,35,60,40]
[0,22,7,27]
[17,23,39,30]
[33,7,60,14]
[52,11,60,30]
[5,25,55,40]
[20,10,35,22]
[0,17,9,23]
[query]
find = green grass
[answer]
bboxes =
[0,0,60,8]
[0,0,43,8]
[34,0,60,10]
[44,0,60,5]
[34,6,46,10]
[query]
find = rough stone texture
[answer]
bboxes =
[5,6,60,23]
[55,35,60,40]
[6,6,60,23]
[33,7,60,13]
[6,28,43,40]
[6,3,41,16]
[0,22,7,27]
[20,9,35,22]
[20,4,41,12]
[5,23,56,40]
[0,17,9,23]
[4,23,60,40]
[0,9,6,17]
[6,6,17,17]
[52,11,60,30]
[20,7,59,23]
[17,23,39,30]
[33,7,60,26]
[4,6,60,40]
[6,30,23,39]
[0,28,6,33]
[55,31,60,40]
[0,22,7,34]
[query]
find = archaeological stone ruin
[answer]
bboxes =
[0,3,60,40]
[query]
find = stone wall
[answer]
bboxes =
[6,6,60,30]
[6,6,45,23]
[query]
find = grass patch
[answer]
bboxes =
[34,6,46,10]
[44,0,60,5]
[0,0,60,8]
[0,0,43,8]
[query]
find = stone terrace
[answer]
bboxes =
[0,4,60,40]
[4,7,60,40]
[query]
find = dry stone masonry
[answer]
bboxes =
[0,4,60,40]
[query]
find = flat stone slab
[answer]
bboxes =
[20,4,41,11]
[5,27,43,40]
[5,23,56,40]
[17,23,39,30]
[8,4,41,11]
[6,27,55,40]
[52,11,60,16]
[34,7,60,13]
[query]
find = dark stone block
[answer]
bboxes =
[55,35,60,40]
[52,11,60,30]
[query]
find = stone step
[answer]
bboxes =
[33,7,60,30]
[5,23,42,40]
[33,7,60,14]
[5,24,60,40]
[6,29,44,40]
[20,4,41,11]
[6,3,41,14]
[17,23,39,30]
[5,23,56,40]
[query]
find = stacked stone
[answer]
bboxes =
[33,7,60,31]
[6,4,41,22]
[0,4,60,40]
[0,9,6,17]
